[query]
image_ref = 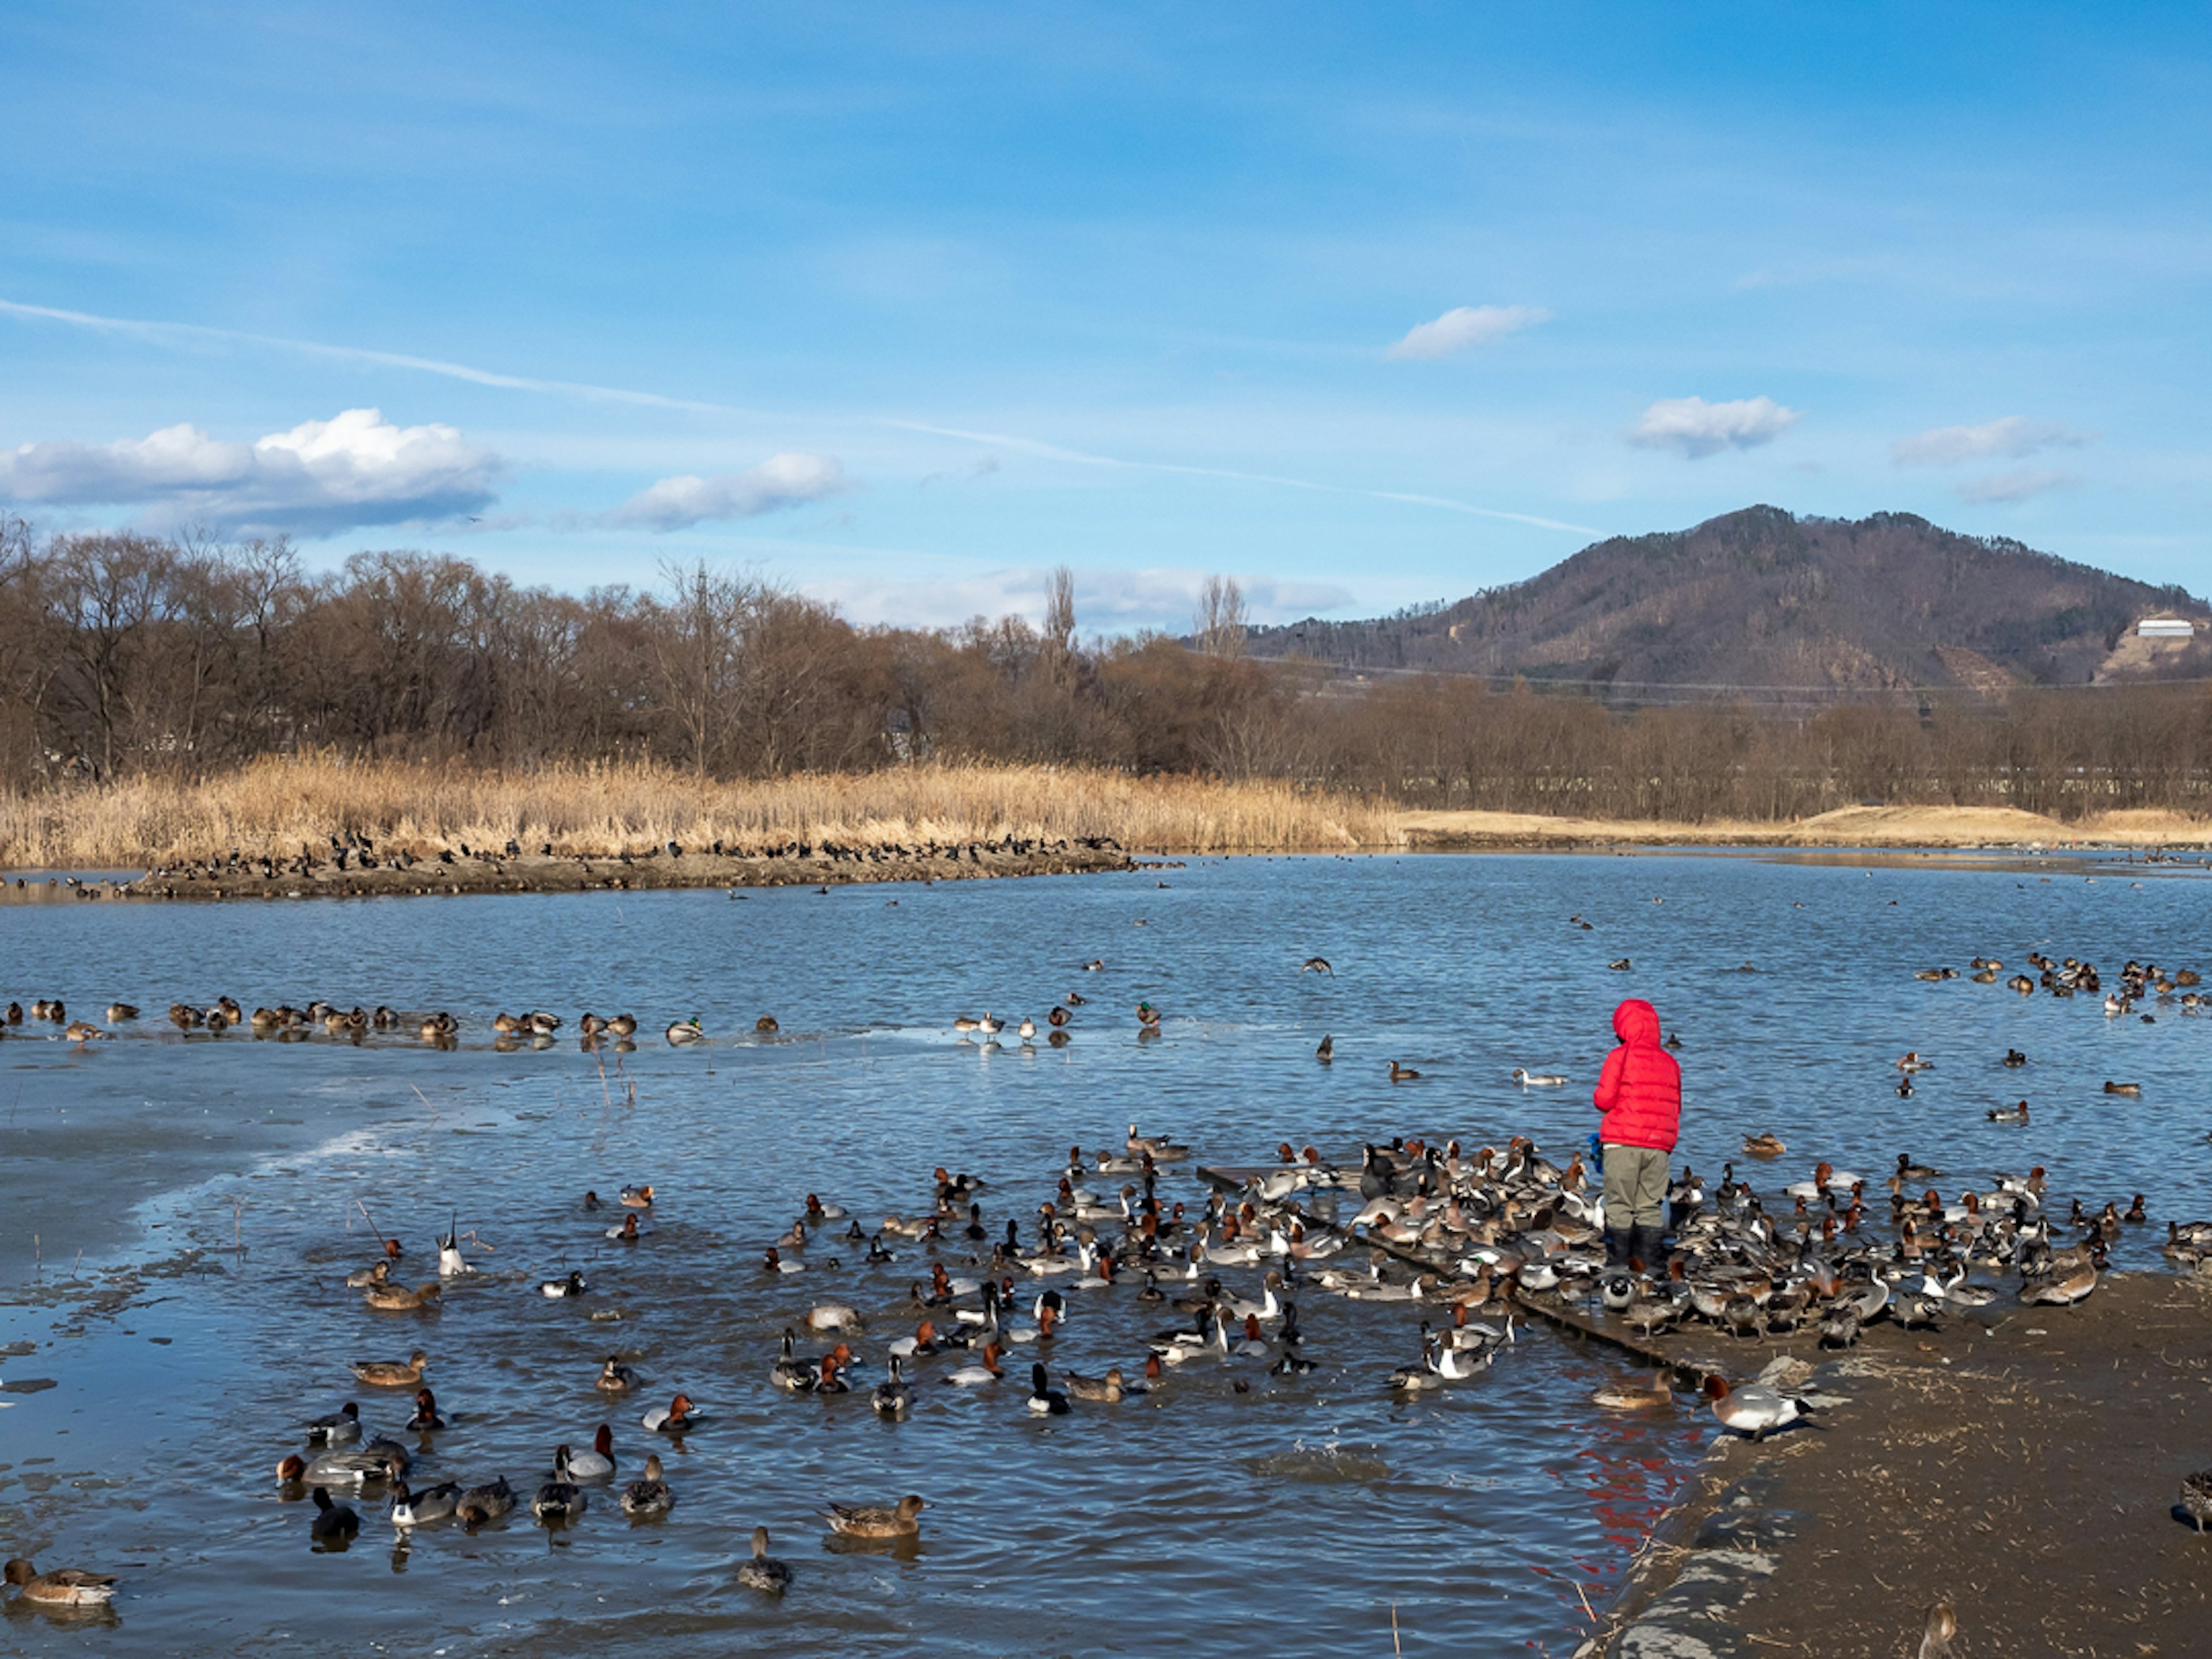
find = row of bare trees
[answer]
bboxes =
[4,521,2210,820]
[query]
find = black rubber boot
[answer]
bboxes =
[1604,1228,1634,1269]
[1628,1224,1668,1274]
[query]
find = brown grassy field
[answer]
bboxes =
[0,758,1397,868]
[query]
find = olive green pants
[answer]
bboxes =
[1602,1144,1669,1230]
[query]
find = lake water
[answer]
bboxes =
[3,849,2209,1656]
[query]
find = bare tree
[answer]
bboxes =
[1195,574,1248,658]
[1041,565,1077,687]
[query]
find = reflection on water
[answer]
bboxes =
[1,851,2208,1655]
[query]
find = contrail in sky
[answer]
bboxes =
[2,296,1600,535]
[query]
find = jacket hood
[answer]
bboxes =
[1612,998,1661,1047]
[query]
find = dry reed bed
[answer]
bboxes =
[0,759,1399,868]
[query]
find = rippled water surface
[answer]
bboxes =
[3,850,2210,1655]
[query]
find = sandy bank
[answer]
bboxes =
[1399,802,2212,849]
[1584,1270,2212,1657]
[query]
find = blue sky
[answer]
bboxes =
[3,4,2207,631]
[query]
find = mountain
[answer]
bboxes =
[1245,506,2212,695]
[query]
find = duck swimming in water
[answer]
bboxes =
[455,1475,516,1528]
[1388,1060,1422,1082]
[1511,1068,1568,1086]
[823,1494,926,1540]
[540,1270,588,1298]
[304,1400,362,1447]
[388,1478,461,1527]
[1027,1362,1071,1416]
[665,1017,705,1046]
[737,1527,793,1592]
[873,1354,913,1418]
[642,1393,699,1433]
[3,1559,117,1607]
[560,1424,618,1480]
[620,1453,675,1516]
[406,1388,445,1431]
[1741,1132,1786,1158]
[596,1354,639,1393]
[350,1350,429,1388]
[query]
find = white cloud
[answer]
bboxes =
[1892,416,2091,467]
[1958,468,2080,504]
[805,566,1356,633]
[1624,396,1800,459]
[0,407,498,534]
[610,453,850,531]
[1387,304,1550,361]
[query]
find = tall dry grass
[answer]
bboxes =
[0,757,1402,868]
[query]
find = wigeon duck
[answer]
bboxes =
[3,1558,118,1607]
[823,1494,926,1540]
[619,1184,655,1208]
[736,1527,792,1591]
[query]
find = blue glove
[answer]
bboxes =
[1588,1132,1605,1168]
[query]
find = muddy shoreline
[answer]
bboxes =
[1577,1270,2212,1657]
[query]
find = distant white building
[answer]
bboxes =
[2137,616,2198,638]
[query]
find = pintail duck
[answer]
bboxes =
[737,1527,793,1591]
[455,1475,516,1527]
[388,1478,461,1527]
[642,1393,700,1433]
[304,1400,362,1447]
[975,1012,1005,1037]
[1315,1033,1334,1061]
[350,1349,429,1388]
[309,1487,361,1543]
[1127,1123,1191,1160]
[0,1559,116,1608]
[620,1453,675,1516]
[873,1354,914,1417]
[596,1354,639,1392]
[1704,1374,1814,1440]
[531,1472,588,1523]
[406,1388,445,1431]
[363,1280,442,1312]
[665,1017,705,1045]
[1512,1068,1568,1086]
[823,1494,926,1540]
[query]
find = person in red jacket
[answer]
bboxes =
[1593,997,1680,1271]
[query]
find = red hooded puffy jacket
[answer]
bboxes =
[1593,998,1680,1152]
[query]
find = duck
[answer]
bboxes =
[388,1478,462,1527]
[2103,1081,2143,1096]
[1026,1362,1071,1415]
[1896,1051,1933,1072]
[596,1355,639,1393]
[620,1453,675,1516]
[1987,1100,2031,1124]
[405,1388,445,1431]
[888,1320,941,1360]
[62,1020,105,1042]
[805,1302,863,1334]
[540,1270,589,1298]
[737,1527,793,1592]
[1511,1068,1568,1086]
[2181,1470,2212,1534]
[455,1475,516,1527]
[1705,1374,1814,1441]
[755,1015,780,1033]
[2,1559,117,1607]
[1063,1366,1131,1403]
[762,1244,801,1274]
[873,1354,914,1418]
[1315,1033,1334,1061]
[1387,1335,1442,1391]
[300,1441,407,1486]
[531,1471,588,1523]
[1741,1132,1786,1158]
[309,1487,361,1543]
[350,1349,429,1388]
[607,1213,645,1243]
[665,1017,705,1045]
[2002,1048,2028,1067]
[363,1280,442,1312]
[619,1183,656,1209]
[975,1013,1005,1037]
[1048,1005,1071,1028]
[1388,1060,1422,1082]
[304,1400,362,1448]
[560,1424,618,1480]
[605,1013,638,1037]
[1017,1016,1037,1040]
[104,1003,138,1023]
[944,1343,1005,1385]
[1896,1153,1941,1183]
[823,1494,926,1540]
[642,1393,700,1433]
[1592,1370,1675,1411]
